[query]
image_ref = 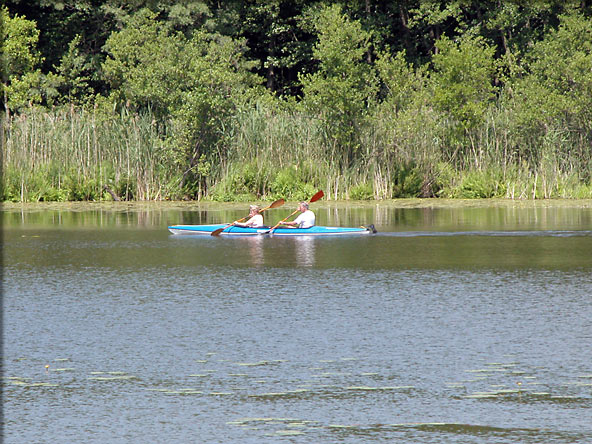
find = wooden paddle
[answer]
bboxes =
[263,190,324,235]
[211,198,285,236]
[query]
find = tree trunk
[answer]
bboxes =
[365,0,372,64]
[399,3,412,54]
[267,33,276,91]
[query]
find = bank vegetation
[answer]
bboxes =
[2,1,591,201]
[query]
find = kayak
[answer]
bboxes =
[168,224,375,236]
[168,224,376,236]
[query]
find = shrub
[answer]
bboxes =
[349,183,374,200]
[391,163,423,197]
[448,169,506,198]
[62,173,101,201]
[270,166,316,200]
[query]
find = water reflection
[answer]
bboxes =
[235,236,265,265]
[293,237,316,267]
[228,236,317,267]
[3,201,591,234]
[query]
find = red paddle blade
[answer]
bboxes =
[211,227,226,236]
[309,190,324,203]
[269,198,285,209]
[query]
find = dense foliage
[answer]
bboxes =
[2,1,592,201]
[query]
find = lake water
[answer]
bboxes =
[3,200,592,443]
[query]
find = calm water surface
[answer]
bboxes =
[3,201,592,443]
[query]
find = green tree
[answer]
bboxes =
[299,4,377,166]
[4,0,214,104]
[210,0,314,97]
[431,34,496,129]
[483,1,568,54]
[506,10,592,170]
[102,9,264,197]
[1,7,41,77]
[102,10,188,115]
[1,6,63,112]
[375,49,428,113]
[2,7,40,112]
[517,11,592,128]
[430,34,496,166]
[54,35,94,106]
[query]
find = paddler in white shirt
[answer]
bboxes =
[233,205,265,228]
[282,201,316,228]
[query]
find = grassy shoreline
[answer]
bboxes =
[3,198,592,213]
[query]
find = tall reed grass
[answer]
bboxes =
[2,104,591,201]
[2,107,180,201]
[221,104,592,200]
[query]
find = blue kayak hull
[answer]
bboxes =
[168,224,373,236]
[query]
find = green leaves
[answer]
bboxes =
[301,4,375,107]
[524,11,592,123]
[299,4,377,165]
[1,7,42,78]
[431,35,496,131]
[54,35,94,105]
[102,9,262,119]
[503,10,592,173]
[1,6,48,110]
[102,10,186,115]
[376,50,428,112]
